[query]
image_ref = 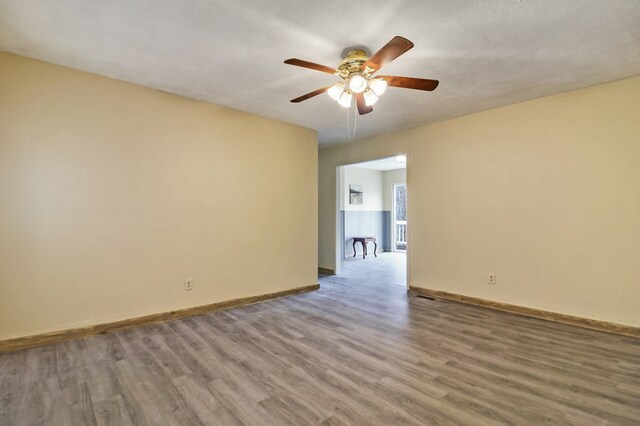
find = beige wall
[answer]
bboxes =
[0,53,318,340]
[320,75,640,327]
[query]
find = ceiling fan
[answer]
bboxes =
[284,36,439,115]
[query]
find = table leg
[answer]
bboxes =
[362,241,367,259]
[373,241,377,257]
[353,240,357,258]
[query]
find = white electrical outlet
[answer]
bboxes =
[488,274,496,285]
[185,279,193,291]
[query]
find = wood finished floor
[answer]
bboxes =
[2,253,640,425]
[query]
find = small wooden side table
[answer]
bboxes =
[353,237,377,259]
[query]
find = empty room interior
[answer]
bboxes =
[1,1,639,425]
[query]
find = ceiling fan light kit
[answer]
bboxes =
[348,74,368,93]
[338,91,353,108]
[327,82,345,100]
[285,36,439,140]
[363,89,378,106]
[369,78,387,96]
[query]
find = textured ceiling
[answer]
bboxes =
[1,1,639,148]
[352,157,407,171]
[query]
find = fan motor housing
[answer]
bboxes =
[338,49,369,78]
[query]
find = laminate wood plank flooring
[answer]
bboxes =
[2,253,639,425]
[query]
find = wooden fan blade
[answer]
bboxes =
[284,58,336,75]
[378,75,439,91]
[362,36,414,74]
[356,93,373,115]
[290,86,331,103]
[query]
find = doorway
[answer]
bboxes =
[333,155,407,288]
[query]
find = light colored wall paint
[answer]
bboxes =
[319,76,640,327]
[0,53,318,340]
[340,166,384,211]
[383,169,406,212]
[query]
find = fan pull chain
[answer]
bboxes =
[346,98,357,142]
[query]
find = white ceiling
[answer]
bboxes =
[351,156,407,171]
[1,1,639,149]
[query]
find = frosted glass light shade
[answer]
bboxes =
[338,90,353,108]
[348,74,367,93]
[327,82,345,100]
[363,89,378,106]
[369,78,388,96]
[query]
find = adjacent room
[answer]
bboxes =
[2,1,640,424]
[333,156,407,287]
